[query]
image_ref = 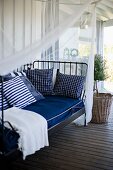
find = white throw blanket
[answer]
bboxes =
[1,107,49,159]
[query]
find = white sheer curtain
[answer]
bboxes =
[96,20,104,56]
[0,0,94,75]
[41,0,59,61]
[74,5,96,125]
[85,5,96,124]
[0,0,96,124]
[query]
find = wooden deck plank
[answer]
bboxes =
[41,147,113,167]
[50,137,113,154]
[12,115,113,170]
[50,133,113,150]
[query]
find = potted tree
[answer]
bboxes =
[91,54,113,123]
[94,54,107,93]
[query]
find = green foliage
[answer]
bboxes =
[94,54,107,81]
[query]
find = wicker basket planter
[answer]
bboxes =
[91,93,113,123]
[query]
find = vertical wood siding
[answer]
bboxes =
[0,0,41,59]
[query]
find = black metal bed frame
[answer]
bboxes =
[22,60,88,135]
[0,60,88,160]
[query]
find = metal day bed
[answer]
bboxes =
[0,60,88,161]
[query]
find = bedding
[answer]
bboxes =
[53,71,85,98]
[25,68,54,95]
[24,95,84,129]
[1,107,49,159]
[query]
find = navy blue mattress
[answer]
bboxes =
[0,96,84,154]
[24,96,84,129]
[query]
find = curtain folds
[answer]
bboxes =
[85,5,96,124]
[41,0,59,61]
[74,5,96,125]
[0,0,96,125]
[0,0,93,75]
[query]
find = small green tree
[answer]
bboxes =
[94,54,107,93]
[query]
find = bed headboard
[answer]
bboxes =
[21,60,88,77]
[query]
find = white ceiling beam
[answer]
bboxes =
[96,7,111,19]
[59,0,92,5]
[59,0,111,22]
[101,0,113,9]
[96,16,103,21]
[97,2,113,14]
[96,8,110,20]
[96,13,108,21]
[97,3,113,19]
[108,0,113,2]
[66,0,100,5]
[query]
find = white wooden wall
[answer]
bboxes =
[0,0,41,59]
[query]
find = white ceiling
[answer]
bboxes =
[59,0,113,22]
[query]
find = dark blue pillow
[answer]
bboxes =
[25,68,54,96]
[0,73,15,82]
[53,71,85,99]
[20,76,45,101]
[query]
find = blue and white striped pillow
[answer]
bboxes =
[3,76,37,108]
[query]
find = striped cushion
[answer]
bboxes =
[54,71,85,99]
[25,68,54,95]
[3,76,37,108]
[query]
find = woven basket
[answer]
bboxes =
[91,93,113,123]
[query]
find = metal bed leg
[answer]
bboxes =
[1,76,4,155]
[84,112,87,127]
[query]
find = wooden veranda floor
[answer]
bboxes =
[11,105,113,170]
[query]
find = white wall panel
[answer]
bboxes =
[32,0,36,43]
[4,0,13,58]
[25,0,31,47]
[15,0,24,51]
[0,0,42,61]
[36,1,41,41]
[0,0,3,58]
